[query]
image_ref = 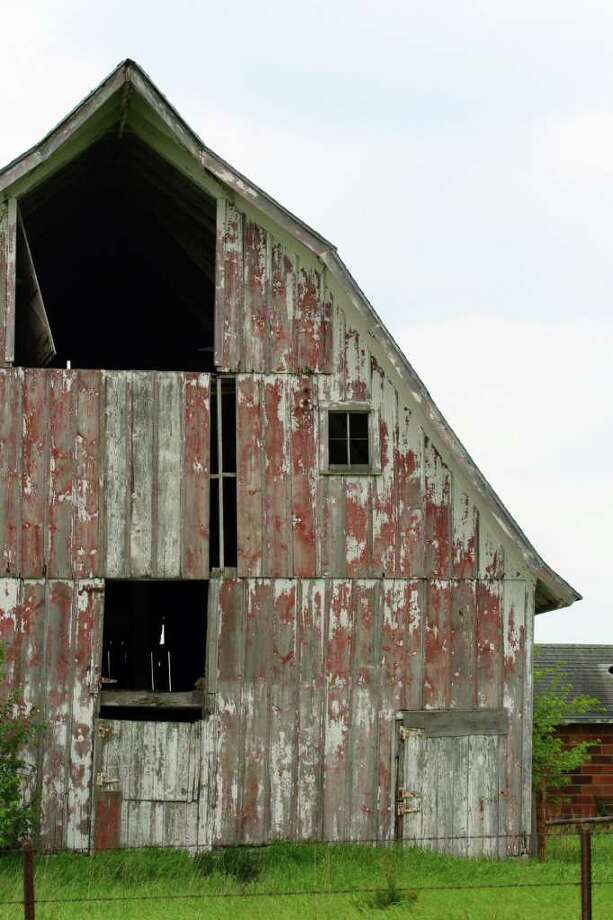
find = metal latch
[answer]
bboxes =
[397,788,421,816]
[96,723,113,740]
[96,772,119,788]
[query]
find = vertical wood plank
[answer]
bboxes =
[74,371,101,578]
[423,579,451,710]
[0,199,17,365]
[344,325,369,401]
[0,369,22,575]
[155,372,182,576]
[451,736,469,856]
[21,370,48,577]
[40,580,74,849]
[291,375,318,577]
[242,221,268,372]
[424,436,451,577]
[501,580,526,854]
[269,242,295,372]
[262,377,291,576]
[47,370,76,577]
[521,582,535,842]
[319,475,346,577]
[295,266,323,372]
[269,580,297,839]
[399,728,425,843]
[323,580,353,840]
[240,579,271,843]
[237,375,263,576]
[372,367,397,575]
[182,372,210,578]
[129,373,154,576]
[104,372,129,578]
[476,579,503,708]
[348,580,378,842]
[452,488,478,578]
[214,578,244,844]
[296,580,326,840]
[345,478,372,577]
[214,200,243,371]
[396,405,424,577]
[449,580,477,709]
[66,580,103,850]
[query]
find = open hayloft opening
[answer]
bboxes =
[16,134,216,371]
[100,579,208,720]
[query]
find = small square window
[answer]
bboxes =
[328,410,370,469]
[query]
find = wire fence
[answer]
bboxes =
[1,823,612,916]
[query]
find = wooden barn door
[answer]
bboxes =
[395,710,507,856]
[93,718,212,851]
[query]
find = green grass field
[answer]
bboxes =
[1,836,612,919]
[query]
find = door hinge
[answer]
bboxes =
[396,788,421,816]
[399,726,424,742]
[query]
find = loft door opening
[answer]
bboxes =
[100,579,208,721]
[15,134,217,371]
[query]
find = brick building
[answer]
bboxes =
[535,645,613,818]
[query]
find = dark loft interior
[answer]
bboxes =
[16,134,217,371]
[101,579,208,695]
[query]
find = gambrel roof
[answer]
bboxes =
[0,59,580,612]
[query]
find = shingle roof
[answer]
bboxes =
[534,645,613,723]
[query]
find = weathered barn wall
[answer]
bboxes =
[0,576,103,850]
[0,369,210,580]
[209,575,532,853]
[0,178,539,856]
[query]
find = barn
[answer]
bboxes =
[0,60,580,856]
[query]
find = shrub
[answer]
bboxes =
[0,645,39,849]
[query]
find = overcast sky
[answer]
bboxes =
[2,1,611,643]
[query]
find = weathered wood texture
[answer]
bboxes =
[211,575,531,849]
[397,727,510,857]
[0,369,210,579]
[0,577,103,850]
[236,362,502,582]
[95,718,215,850]
[0,199,17,365]
[215,201,332,374]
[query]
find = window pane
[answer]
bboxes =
[350,438,369,465]
[329,412,348,439]
[329,438,349,465]
[349,412,369,439]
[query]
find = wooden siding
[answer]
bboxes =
[215,202,332,374]
[0,577,103,849]
[211,575,531,847]
[0,369,210,580]
[0,199,17,365]
[236,361,507,583]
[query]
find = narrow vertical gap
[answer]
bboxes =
[216,377,225,569]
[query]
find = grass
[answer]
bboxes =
[0,835,612,919]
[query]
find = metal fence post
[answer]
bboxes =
[22,841,35,920]
[580,828,592,920]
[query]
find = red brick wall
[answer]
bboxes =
[549,724,613,818]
